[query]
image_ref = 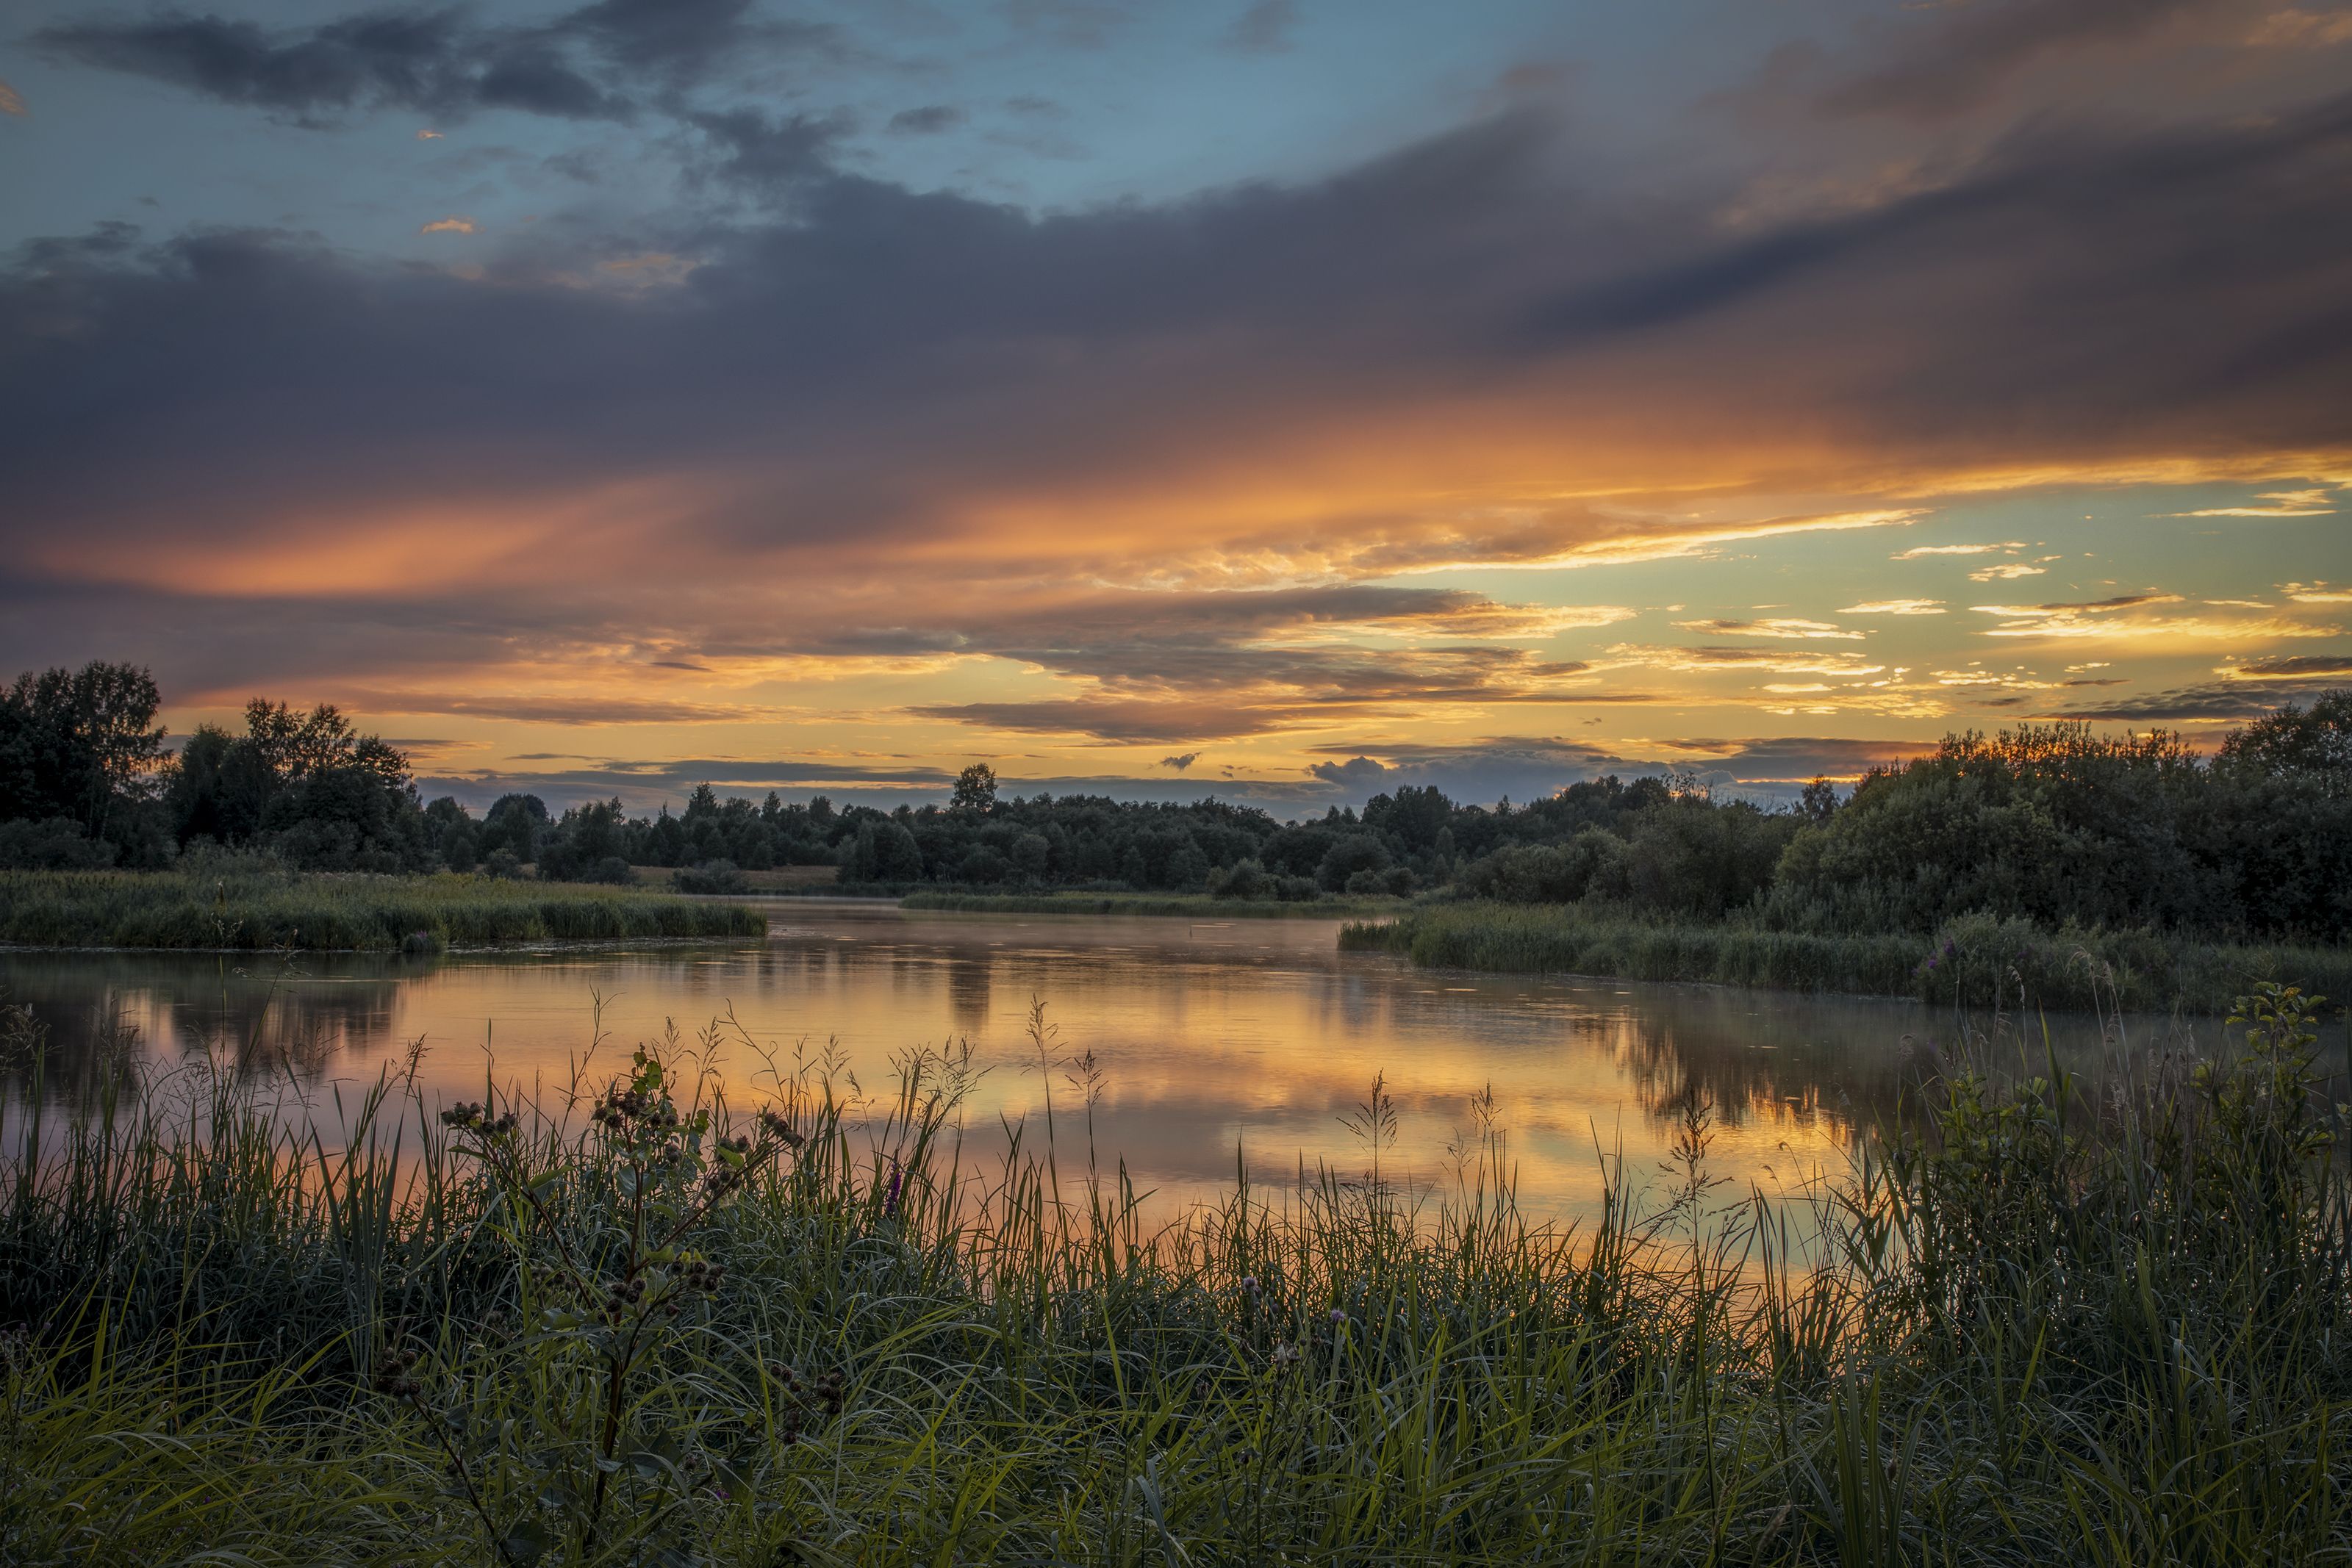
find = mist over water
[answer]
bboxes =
[1,900,2132,1229]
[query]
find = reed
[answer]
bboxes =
[1343,899,2352,1014]
[0,986,2345,1565]
[898,889,1399,918]
[0,867,768,951]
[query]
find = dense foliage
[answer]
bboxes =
[1771,705,2352,941]
[4,659,2347,946]
[0,988,2345,1564]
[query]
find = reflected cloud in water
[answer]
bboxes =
[0,903,2115,1227]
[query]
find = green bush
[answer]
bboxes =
[674,858,750,895]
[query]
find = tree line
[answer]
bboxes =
[2,661,2345,943]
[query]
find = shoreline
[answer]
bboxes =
[1344,899,2352,1015]
[0,868,768,952]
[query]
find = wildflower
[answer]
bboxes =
[1241,1273,1260,1295]
[1330,1308,1347,1326]
[1270,1341,1300,1368]
[372,1347,423,1398]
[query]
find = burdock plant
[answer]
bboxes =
[380,1046,813,1567]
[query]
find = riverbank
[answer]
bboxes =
[2,984,2345,1564]
[898,888,1403,918]
[0,868,767,951]
[1342,899,2352,1014]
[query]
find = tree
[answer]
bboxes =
[1364,785,1453,851]
[170,700,424,869]
[483,794,551,861]
[73,663,169,837]
[0,661,167,841]
[1316,834,1391,892]
[2219,691,2352,785]
[951,763,999,815]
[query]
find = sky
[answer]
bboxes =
[1,0,2348,817]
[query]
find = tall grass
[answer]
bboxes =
[899,889,1399,918]
[0,988,2346,1564]
[0,867,768,951]
[1345,899,2352,1014]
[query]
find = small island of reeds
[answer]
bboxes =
[0,865,767,952]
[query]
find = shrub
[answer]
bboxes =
[675,858,750,895]
[1206,856,1271,898]
[0,816,115,871]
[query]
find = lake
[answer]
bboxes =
[0,899,2149,1233]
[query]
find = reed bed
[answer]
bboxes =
[898,890,1397,918]
[0,868,769,951]
[1344,899,2352,1014]
[0,986,2347,1566]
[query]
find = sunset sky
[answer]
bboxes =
[3,0,2348,816]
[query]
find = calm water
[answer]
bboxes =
[0,900,2143,1229]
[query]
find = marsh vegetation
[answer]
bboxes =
[0,982,2346,1565]
[0,865,765,951]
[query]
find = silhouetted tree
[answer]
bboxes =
[951,763,999,815]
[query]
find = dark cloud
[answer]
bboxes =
[1159,752,1199,771]
[2233,654,2352,678]
[1223,0,1299,54]
[1308,755,1389,786]
[32,0,812,125]
[2050,676,2352,722]
[12,98,2351,580]
[908,698,1327,744]
[336,690,780,724]
[1297,738,1650,806]
[558,0,825,85]
[35,8,621,123]
[1524,89,2352,432]
[905,635,1618,742]
[1810,0,2213,120]
[888,104,966,135]
[689,108,844,193]
[1293,733,1949,805]
[4,82,2351,733]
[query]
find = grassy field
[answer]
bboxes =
[0,868,769,951]
[900,888,1407,918]
[1344,899,2352,1014]
[0,982,2345,1565]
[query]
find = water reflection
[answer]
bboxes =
[0,901,2142,1228]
